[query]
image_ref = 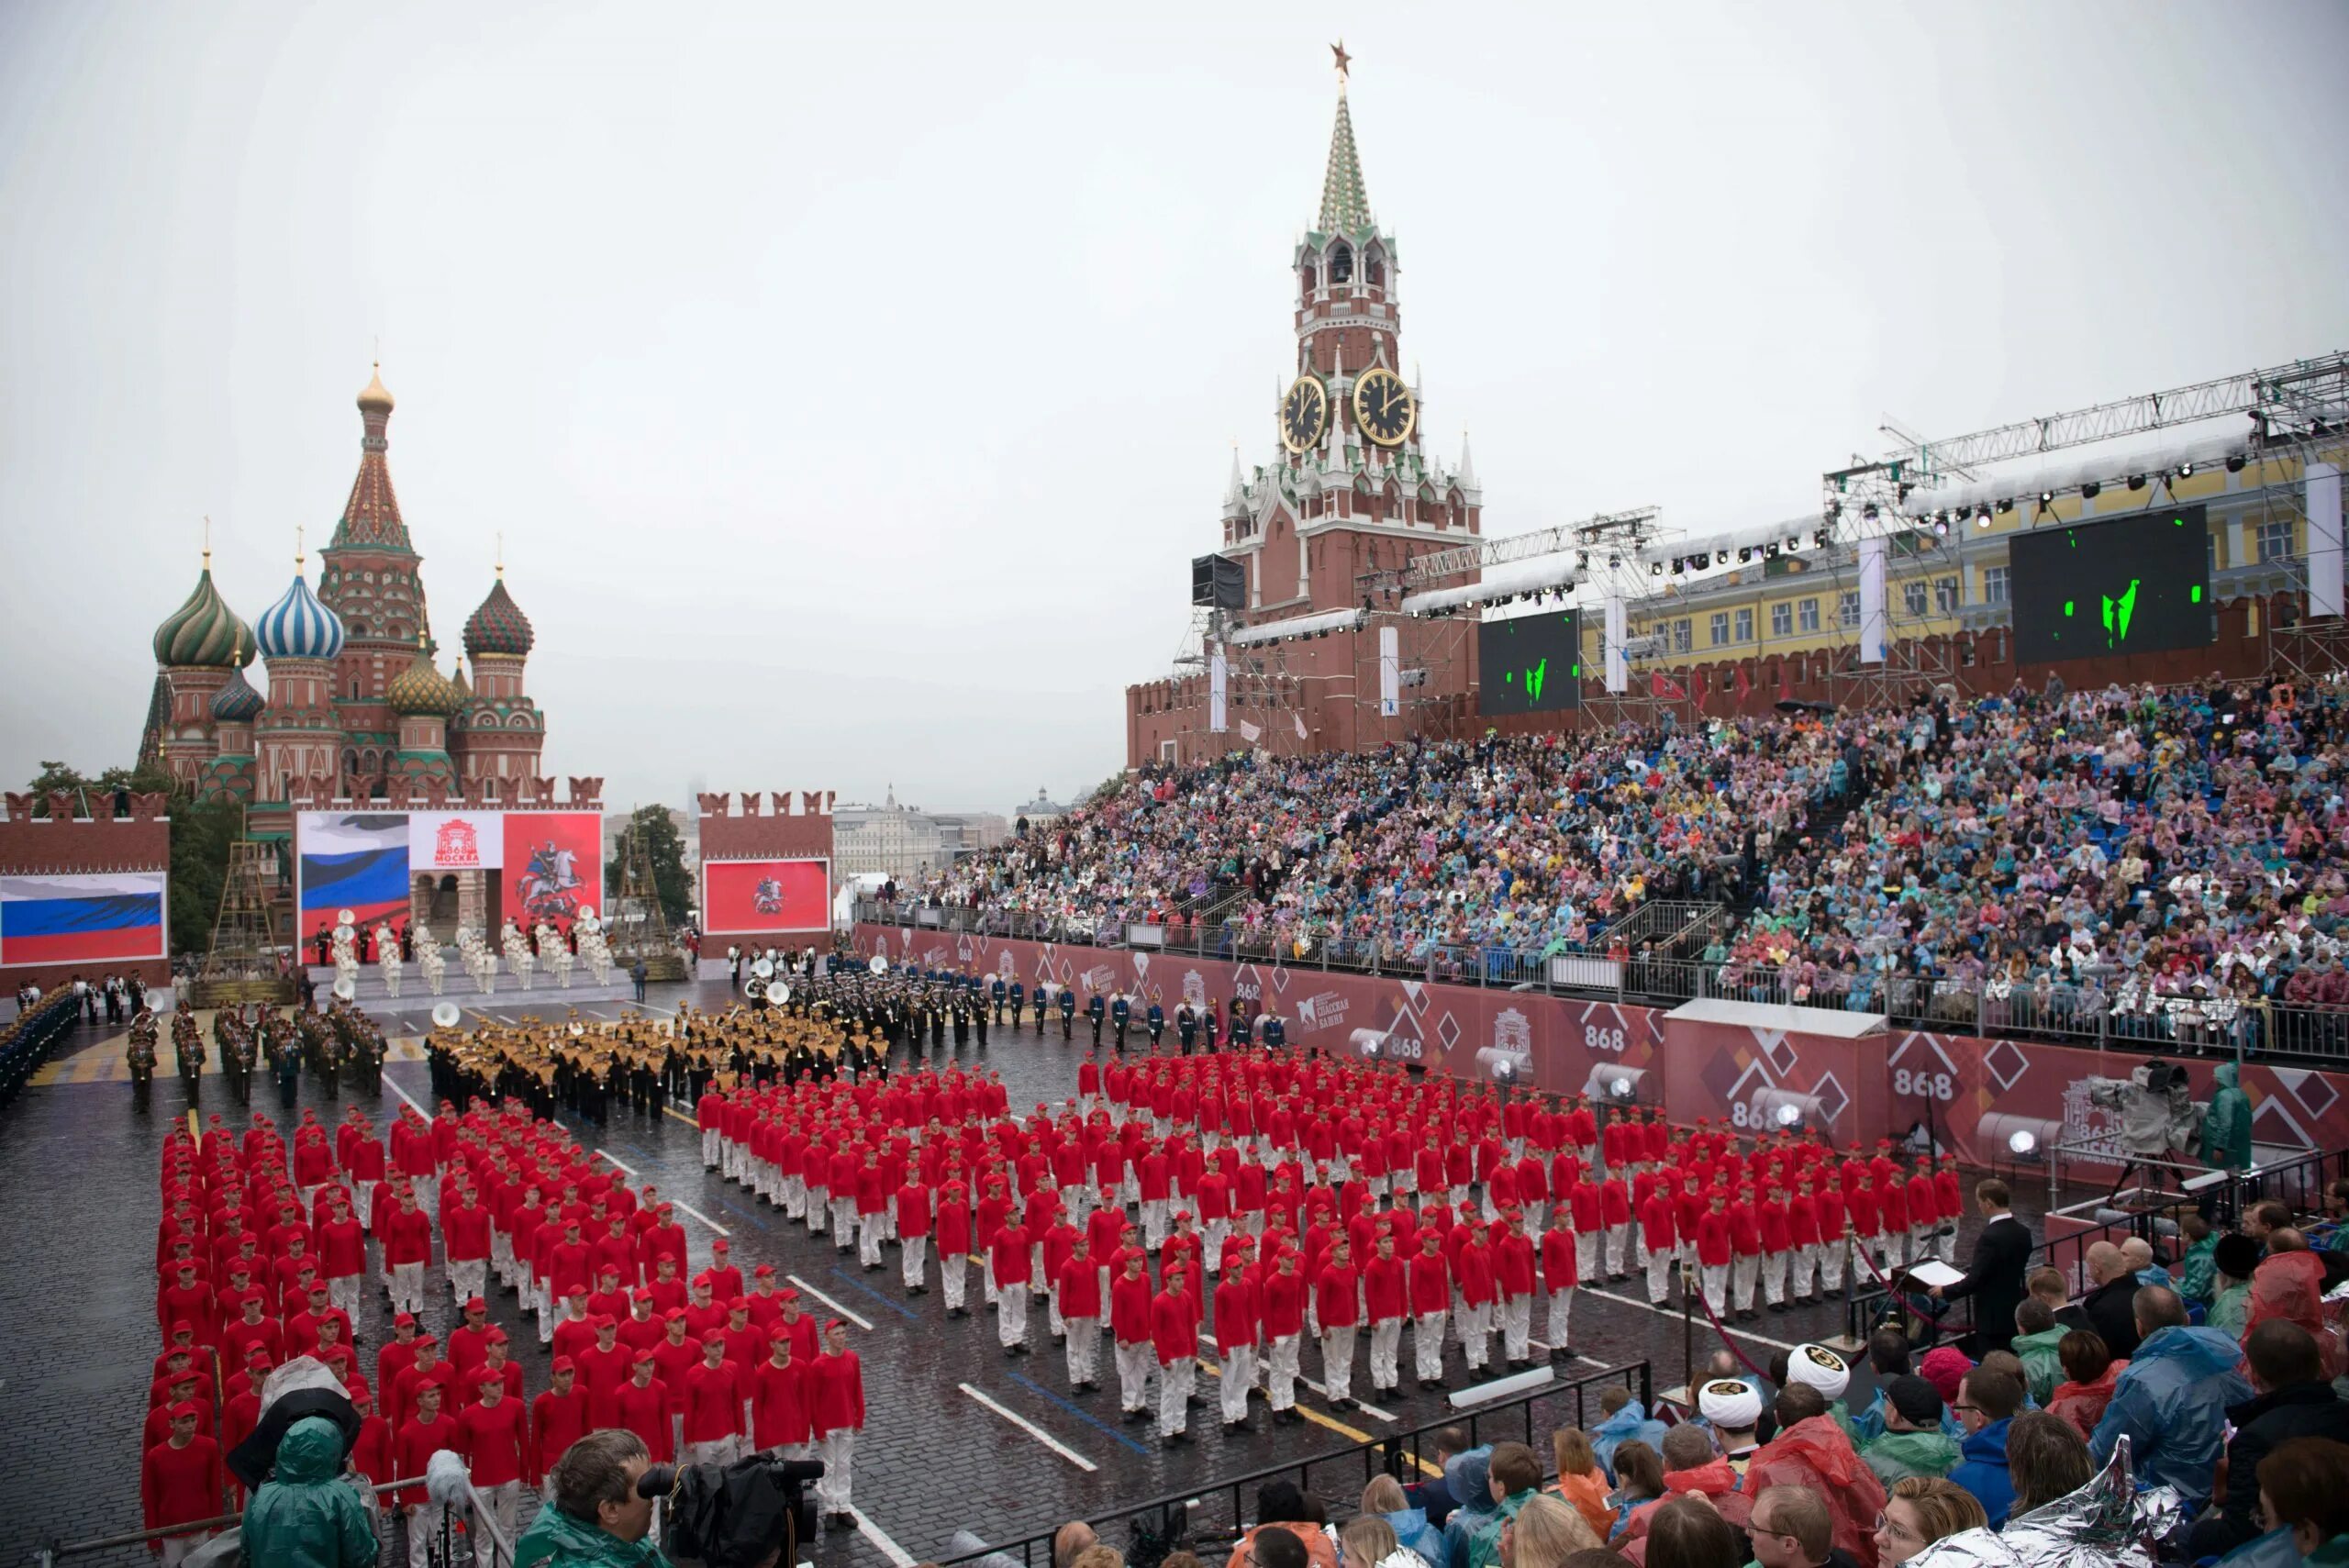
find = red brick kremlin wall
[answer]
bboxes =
[0,792,174,994]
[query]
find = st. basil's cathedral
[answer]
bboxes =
[138,365,550,817]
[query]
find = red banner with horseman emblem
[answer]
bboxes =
[703,858,829,937]
[500,812,601,934]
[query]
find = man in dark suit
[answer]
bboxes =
[2078,1241,2143,1358]
[1929,1178,2032,1352]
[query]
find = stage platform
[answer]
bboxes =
[303,964,640,1016]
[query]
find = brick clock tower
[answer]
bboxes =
[1127,51,1484,766]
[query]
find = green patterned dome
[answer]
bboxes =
[463,575,534,658]
[152,565,255,669]
[387,640,459,717]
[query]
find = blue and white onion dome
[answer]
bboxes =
[255,567,346,662]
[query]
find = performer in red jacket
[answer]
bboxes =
[809,1321,863,1523]
[751,1332,812,1458]
[681,1332,744,1465]
[1408,1228,1451,1388]
[1057,1235,1103,1392]
[1363,1229,1408,1397]
[532,1359,592,1482]
[1261,1249,1307,1423]
[1315,1237,1362,1407]
[1540,1211,1579,1358]
[1213,1241,1258,1429]
[141,1406,223,1567]
[1109,1251,1157,1420]
[1151,1262,1196,1444]
[455,1373,530,1543]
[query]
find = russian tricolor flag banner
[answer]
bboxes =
[295,812,412,941]
[0,872,168,967]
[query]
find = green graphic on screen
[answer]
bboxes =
[2009,505,2214,665]
[1477,610,1583,715]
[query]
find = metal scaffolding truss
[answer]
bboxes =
[1356,505,1664,596]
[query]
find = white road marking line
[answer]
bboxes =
[384,1076,429,1118]
[669,1199,730,1238]
[631,1003,677,1018]
[958,1382,1099,1472]
[596,1151,637,1175]
[1529,1336,1618,1372]
[785,1274,873,1332]
[843,1504,915,1567]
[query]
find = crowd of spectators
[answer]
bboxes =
[1026,1179,2349,1568]
[903,675,2349,1052]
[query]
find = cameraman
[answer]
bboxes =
[516,1430,673,1568]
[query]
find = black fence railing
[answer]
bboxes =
[857,900,2349,1068]
[942,1361,1653,1568]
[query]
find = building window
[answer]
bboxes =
[1982,565,2010,605]
[1709,612,1730,647]
[2259,520,2294,562]
[1904,580,1929,617]
[1672,618,1692,654]
[1770,602,1792,637]
[1798,598,1820,633]
[1733,607,1754,643]
[1935,576,1958,614]
[1838,592,1861,628]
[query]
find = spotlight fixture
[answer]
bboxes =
[1650,562,1664,577]
[1774,1103,1802,1128]
[1932,516,1949,537]
[1785,535,1802,552]
[1813,528,1830,548]
[1765,542,1781,560]
[2039,491,2054,506]
[2080,481,2100,499]
[1607,554,1620,570]
[1862,503,1879,521]
[1738,547,1753,563]
[1671,558,1685,575]
[1714,550,1728,566]
[2128,473,2146,491]
[1976,506,1994,528]
[2007,1129,2038,1156]
[1997,498,2013,515]
[2176,461,2194,479]
[2226,453,2246,473]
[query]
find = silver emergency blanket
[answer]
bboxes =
[1904,1440,2184,1568]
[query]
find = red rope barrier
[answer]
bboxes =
[1684,1266,1774,1379]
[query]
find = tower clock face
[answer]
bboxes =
[1279,374,1329,453]
[1352,366,1416,448]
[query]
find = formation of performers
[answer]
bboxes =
[141,1091,874,1564]
[690,1021,1964,1444]
[129,999,389,1109]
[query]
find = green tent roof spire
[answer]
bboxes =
[1317,78,1374,237]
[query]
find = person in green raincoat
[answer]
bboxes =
[240,1415,377,1568]
[2010,1299,2068,1405]
[2200,1062,2253,1173]
[513,1429,671,1568]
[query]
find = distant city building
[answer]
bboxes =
[834,787,946,882]
[1013,784,1071,832]
[930,811,1009,858]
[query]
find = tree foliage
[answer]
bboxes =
[609,806,692,927]
[21,759,240,956]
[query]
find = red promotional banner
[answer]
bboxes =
[501,812,603,933]
[704,859,829,936]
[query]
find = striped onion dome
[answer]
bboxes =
[151,565,255,669]
[462,576,534,658]
[387,641,460,717]
[255,568,346,662]
[210,667,264,723]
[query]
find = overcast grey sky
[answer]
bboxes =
[4,1,2345,815]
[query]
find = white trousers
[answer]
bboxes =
[804,1187,829,1234]
[817,1429,855,1513]
[1219,1345,1255,1421]
[685,1437,740,1466]
[1320,1325,1356,1403]
[476,1480,520,1547]
[941,1253,967,1311]
[390,1262,425,1316]
[1732,1254,1759,1310]
[1790,1242,1819,1298]
[1460,1302,1494,1369]
[1819,1239,1846,1294]
[159,1534,216,1568]
[1116,1340,1155,1412]
[1267,1333,1301,1411]
[702,1129,719,1167]
[1645,1247,1675,1305]
[1575,1232,1599,1284]
[1414,1311,1447,1380]
[329,1275,362,1322]
[1157,1358,1194,1436]
[858,1215,885,1268]
[900,1235,928,1288]
[1545,1288,1574,1349]
[1762,1251,1788,1307]
[450,1259,486,1303]
[1499,1296,1531,1362]
[998,1287,1028,1348]
[1064,1316,1099,1386]
[1369,1319,1402,1390]
[1604,1224,1631,1276]
[830,1198,855,1247]
[1700,1263,1728,1315]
